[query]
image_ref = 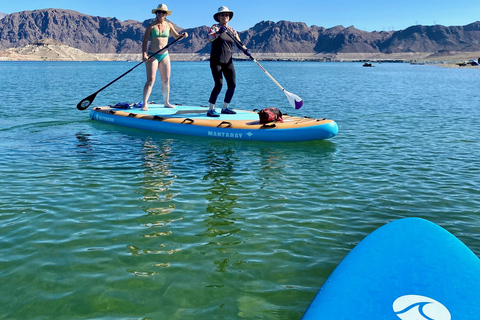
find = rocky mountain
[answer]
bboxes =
[379,23,480,53]
[1,9,480,55]
[240,20,320,53]
[314,25,394,53]
[0,12,6,20]
[0,9,148,53]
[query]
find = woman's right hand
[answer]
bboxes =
[219,25,227,34]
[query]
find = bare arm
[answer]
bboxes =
[168,22,188,39]
[142,24,152,61]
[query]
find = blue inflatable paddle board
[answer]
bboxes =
[302,217,480,319]
[89,103,338,142]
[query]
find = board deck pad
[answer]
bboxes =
[116,104,261,120]
[302,217,480,319]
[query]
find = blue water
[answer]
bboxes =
[1,61,479,319]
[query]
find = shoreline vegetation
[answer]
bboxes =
[1,40,479,68]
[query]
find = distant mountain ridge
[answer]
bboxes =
[1,9,480,55]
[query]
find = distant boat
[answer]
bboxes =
[457,60,479,67]
[362,62,374,67]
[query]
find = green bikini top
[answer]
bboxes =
[151,25,169,38]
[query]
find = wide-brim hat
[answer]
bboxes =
[214,6,233,22]
[152,4,172,16]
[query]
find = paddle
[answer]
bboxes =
[76,35,185,111]
[225,31,303,109]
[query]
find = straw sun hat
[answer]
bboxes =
[152,4,172,16]
[214,6,234,22]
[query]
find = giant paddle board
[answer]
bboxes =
[89,103,338,142]
[302,217,480,319]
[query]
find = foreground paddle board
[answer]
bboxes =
[302,217,480,319]
[89,103,338,142]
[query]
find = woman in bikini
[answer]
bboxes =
[142,4,188,110]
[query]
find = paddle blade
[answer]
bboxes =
[284,90,303,109]
[77,92,98,110]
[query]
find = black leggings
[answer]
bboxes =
[209,62,236,105]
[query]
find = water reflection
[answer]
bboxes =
[203,146,238,213]
[139,138,177,204]
[121,135,338,279]
[122,138,180,277]
[75,132,94,153]
[201,145,243,273]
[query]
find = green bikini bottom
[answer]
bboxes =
[148,51,169,62]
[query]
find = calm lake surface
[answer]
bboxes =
[1,60,479,319]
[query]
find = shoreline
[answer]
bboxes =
[0,36,479,66]
[1,49,480,67]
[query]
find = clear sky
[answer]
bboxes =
[2,0,480,32]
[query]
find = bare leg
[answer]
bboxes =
[142,58,158,111]
[159,55,174,108]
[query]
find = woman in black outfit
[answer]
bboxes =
[206,6,242,117]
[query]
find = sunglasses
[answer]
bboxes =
[156,11,167,14]
[219,13,230,17]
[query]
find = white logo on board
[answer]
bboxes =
[393,295,451,320]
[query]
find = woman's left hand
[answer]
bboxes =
[181,32,189,38]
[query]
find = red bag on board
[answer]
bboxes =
[258,108,283,124]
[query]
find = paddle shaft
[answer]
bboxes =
[97,35,184,93]
[225,30,303,109]
[77,35,184,110]
[226,31,287,92]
